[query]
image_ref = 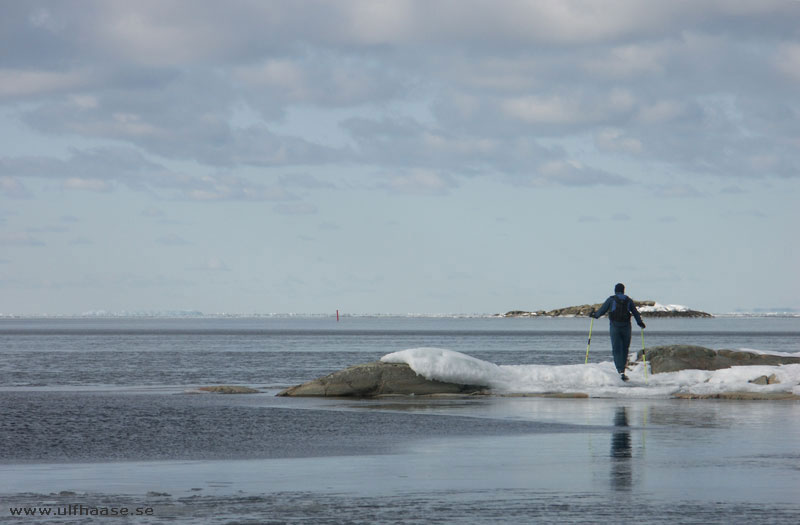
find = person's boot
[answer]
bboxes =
[620,373,629,382]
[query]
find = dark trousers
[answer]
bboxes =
[610,322,632,373]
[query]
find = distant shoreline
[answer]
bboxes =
[1,311,799,320]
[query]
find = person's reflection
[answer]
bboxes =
[610,406,632,491]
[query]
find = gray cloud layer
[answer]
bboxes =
[1,0,798,200]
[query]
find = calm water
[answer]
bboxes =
[1,316,799,524]
[1,316,797,389]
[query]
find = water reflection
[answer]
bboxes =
[611,407,632,491]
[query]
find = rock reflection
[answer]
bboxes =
[610,406,632,491]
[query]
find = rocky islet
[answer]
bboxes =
[278,346,800,399]
[500,301,712,318]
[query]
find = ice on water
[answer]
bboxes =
[381,347,800,398]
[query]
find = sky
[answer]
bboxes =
[1,0,799,316]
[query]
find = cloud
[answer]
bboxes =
[635,100,687,125]
[1,0,799,204]
[183,173,296,201]
[0,232,45,246]
[9,2,794,66]
[595,128,643,154]
[653,184,704,198]
[381,169,459,196]
[204,258,230,272]
[724,209,768,219]
[318,221,340,231]
[69,237,93,245]
[0,68,90,99]
[234,54,408,116]
[500,89,636,127]
[155,233,190,246]
[187,257,231,272]
[273,202,319,215]
[432,88,641,138]
[278,173,337,190]
[0,176,33,199]
[583,43,668,79]
[20,86,347,167]
[141,206,165,218]
[343,117,628,186]
[774,42,800,83]
[719,185,745,195]
[1,147,302,201]
[527,160,629,187]
[63,177,113,192]
[342,116,502,172]
[1,147,160,184]
[501,95,586,125]
[27,225,69,234]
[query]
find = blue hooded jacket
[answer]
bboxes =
[593,293,645,327]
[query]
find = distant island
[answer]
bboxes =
[499,301,713,318]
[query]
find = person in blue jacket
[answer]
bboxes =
[590,283,646,381]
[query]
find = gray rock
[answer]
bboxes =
[277,361,487,397]
[673,391,799,400]
[278,346,797,398]
[750,374,782,385]
[636,345,800,374]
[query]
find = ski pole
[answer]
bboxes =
[641,327,647,383]
[584,316,594,364]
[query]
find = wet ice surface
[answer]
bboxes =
[8,489,800,525]
[0,392,578,462]
[3,393,800,524]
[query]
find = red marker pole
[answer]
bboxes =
[336,309,339,322]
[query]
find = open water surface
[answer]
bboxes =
[1,316,797,389]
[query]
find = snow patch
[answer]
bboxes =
[637,302,689,313]
[381,347,800,398]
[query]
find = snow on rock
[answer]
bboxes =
[381,347,800,399]
[637,302,689,313]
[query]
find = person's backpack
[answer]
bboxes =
[609,295,631,323]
